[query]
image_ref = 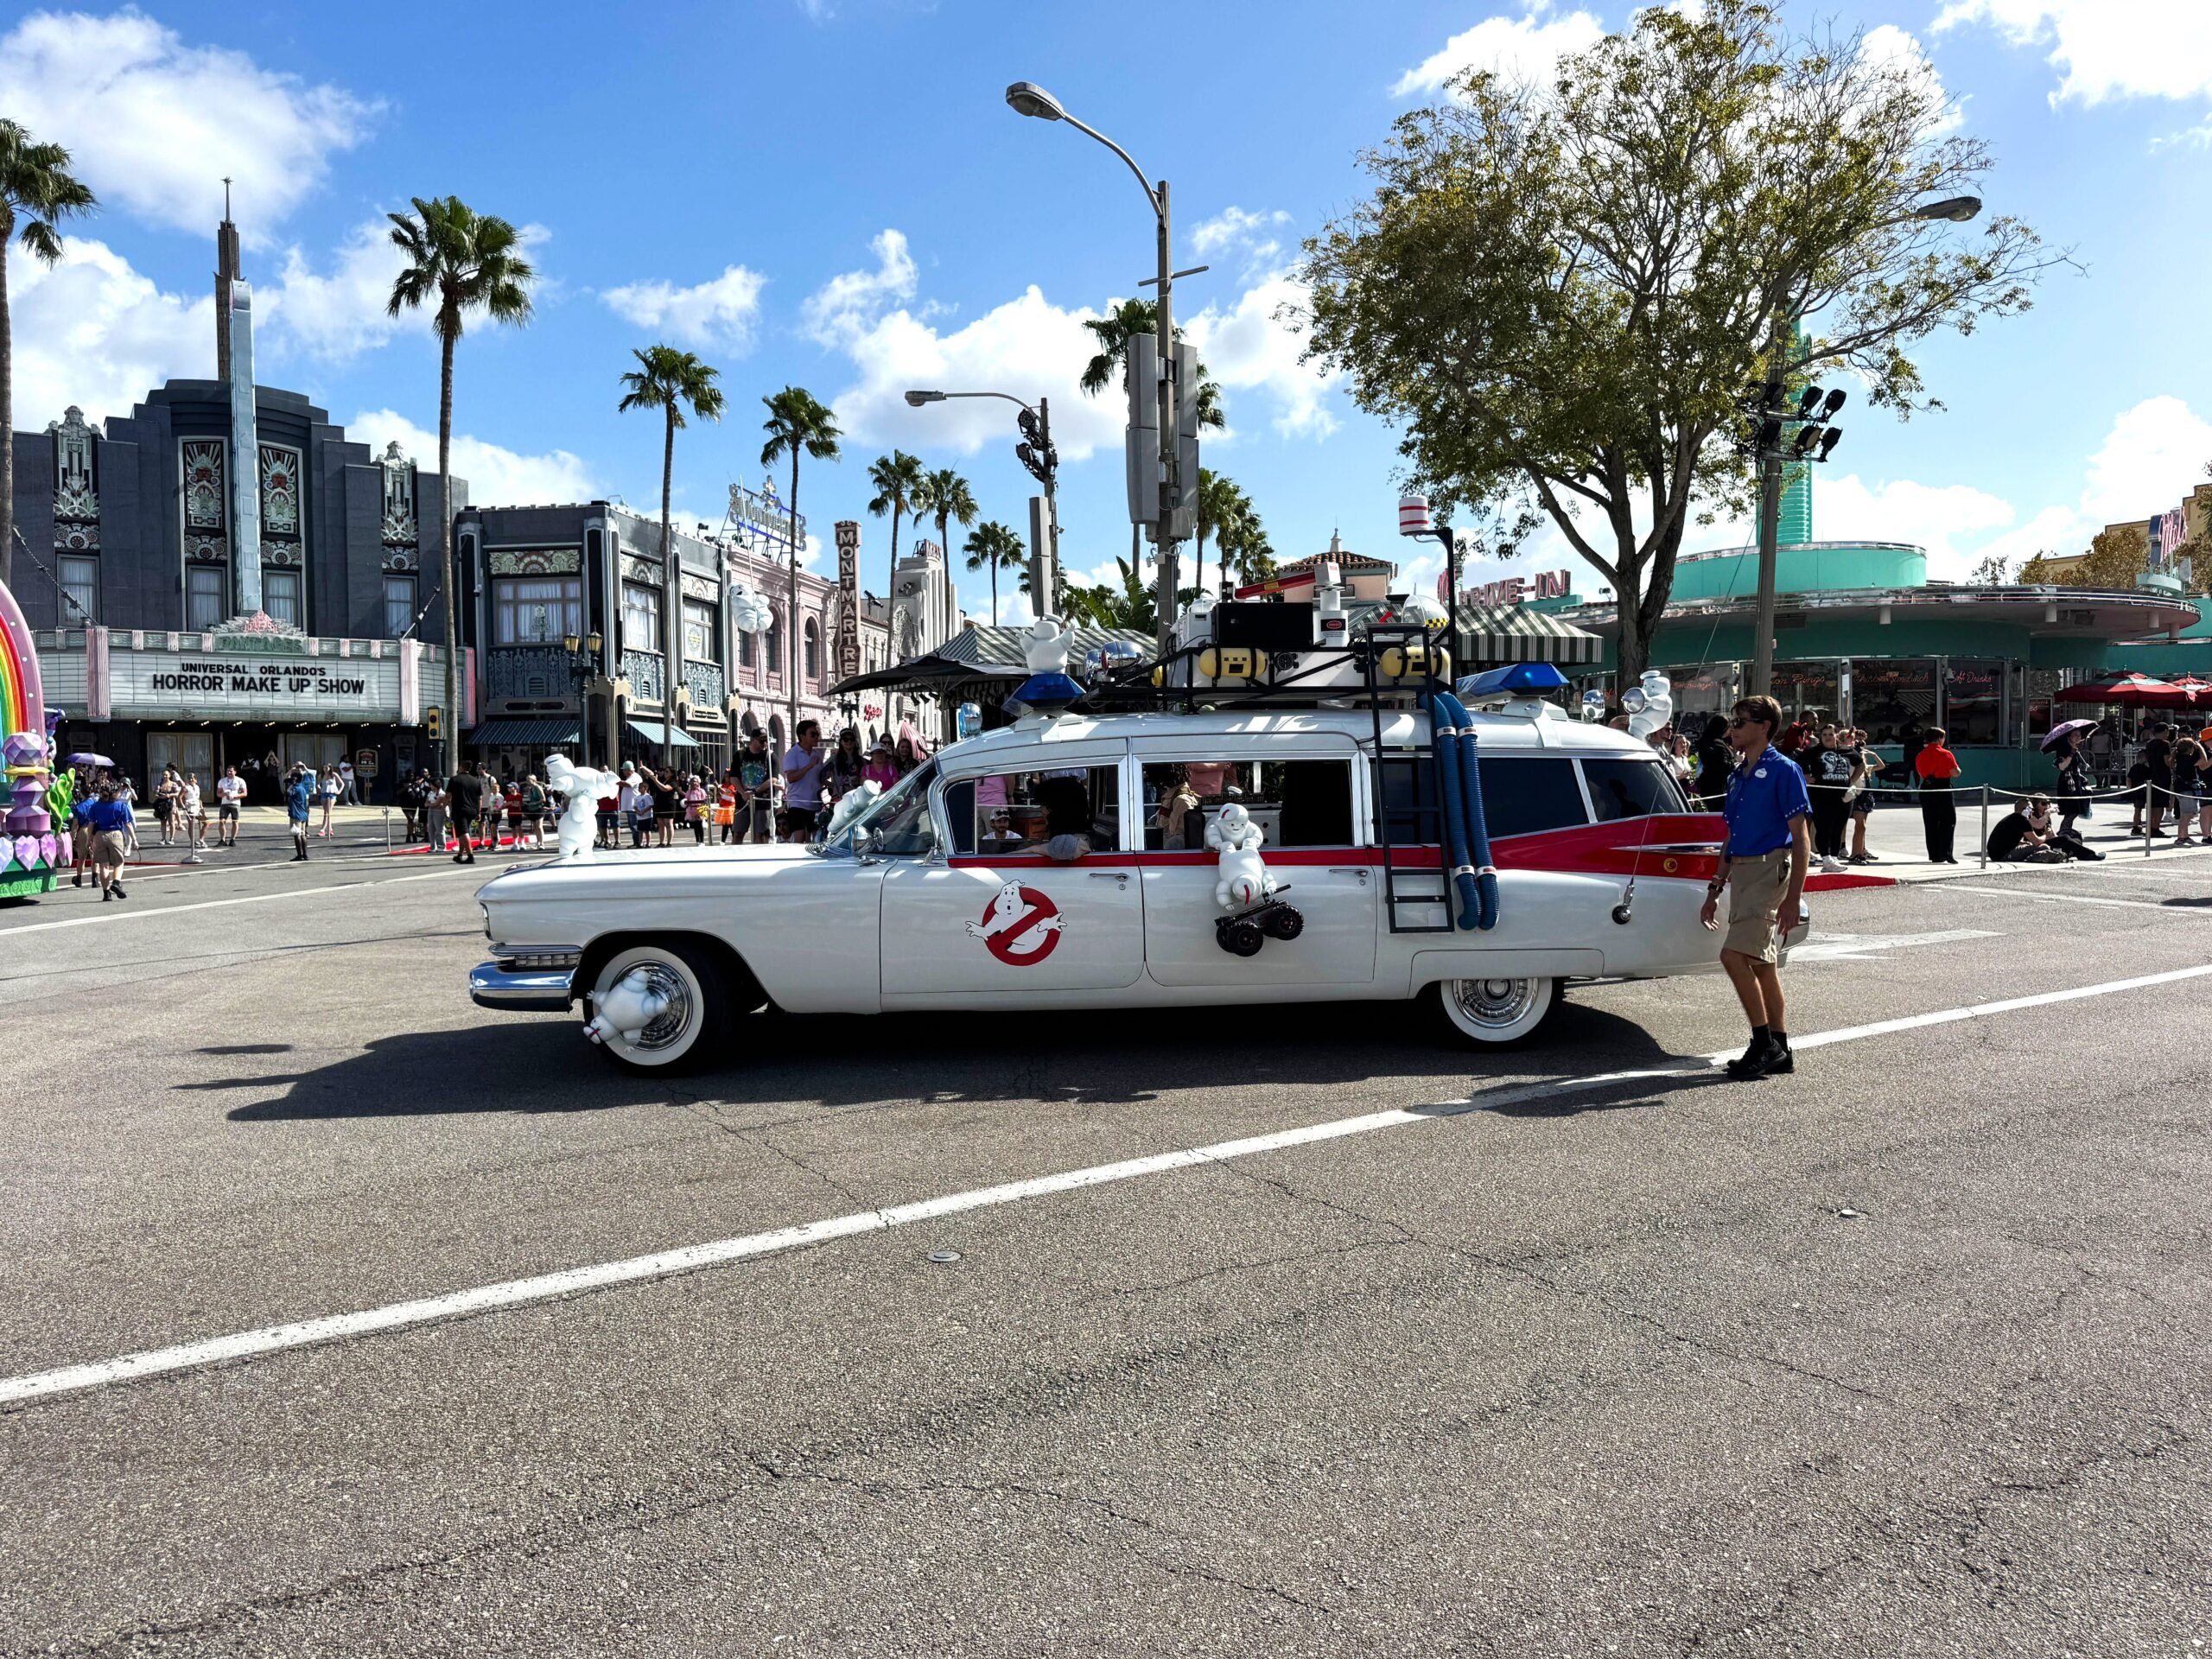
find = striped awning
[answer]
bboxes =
[626,719,701,749]
[467,718,581,747]
[1451,604,1602,665]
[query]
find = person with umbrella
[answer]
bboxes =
[2044,719,2096,840]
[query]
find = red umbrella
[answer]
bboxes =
[2054,671,2179,705]
[2141,673,2210,709]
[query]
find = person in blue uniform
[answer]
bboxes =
[1699,695,1813,1081]
[285,766,315,863]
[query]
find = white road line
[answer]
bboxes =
[0,866,487,936]
[7,959,2212,1410]
[1789,928,1999,962]
[1946,884,2205,914]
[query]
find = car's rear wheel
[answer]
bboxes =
[1429,975,1557,1047]
[586,940,731,1074]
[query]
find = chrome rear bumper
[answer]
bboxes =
[469,961,576,1012]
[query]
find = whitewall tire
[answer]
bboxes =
[1431,975,1558,1047]
[586,941,729,1075]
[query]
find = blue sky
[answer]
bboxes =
[5,0,2210,621]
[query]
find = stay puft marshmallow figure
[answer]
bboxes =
[543,753,620,861]
[584,969,673,1046]
[1005,613,1085,719]
[1205,801,1276,910]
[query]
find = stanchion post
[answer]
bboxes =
[2145,786,2153,859]
[383,807,391,852]
[1978,785,1989,870]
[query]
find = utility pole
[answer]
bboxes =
[1152,179,1177,650]
[1750,310,1785,699]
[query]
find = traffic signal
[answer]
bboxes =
[426,706,442,742]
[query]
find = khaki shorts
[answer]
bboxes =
[1724,850,1792,963]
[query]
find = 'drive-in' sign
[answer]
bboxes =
[964,880,1065,965]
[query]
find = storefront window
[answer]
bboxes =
[1850,659,1936,745]
[2024,668,2064,744]
[499,576,583,645]
[1774,660,1840,728]
[1943,658,2004,746]
[263,569,302,628]
[186,565,225,632]
[1665,664,1737,724]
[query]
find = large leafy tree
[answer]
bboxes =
[910,467,978,602]
[866,448,925,603]
[962,520,1027,625]
[618,346,724,699]
[759,386,842,734]
[1298,0,2050,682]
[0,122,93,588]
[387,196,537,773]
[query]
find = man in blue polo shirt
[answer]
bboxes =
[1700,693,1813,1080]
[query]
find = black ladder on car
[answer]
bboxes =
[1365,624,1453,935]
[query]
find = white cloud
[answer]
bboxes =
[1190,206,1293,276]
[2078,395,2212,522]
[801,230,918,346]
[1183,274,1342,440]
[262,219,414,363]
[601,264,767,352]
[1813,474,2016,578]
[1933,0,2212,106]
[0,10,376,239]
[348,410,600,509]
[823,282,1122,459]
[8,235,212,423]
[1391,2,1605,99]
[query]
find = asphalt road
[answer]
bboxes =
[2,836,2209,1656]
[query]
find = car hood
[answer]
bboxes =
[474,842,818,902]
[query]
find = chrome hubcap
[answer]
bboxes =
[1453,977,1538,1028]
[604,963,694,1052]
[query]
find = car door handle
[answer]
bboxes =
[1088,870,1128,882]
[1328,867,1371,883]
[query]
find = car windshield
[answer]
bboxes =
[819,760,939,857]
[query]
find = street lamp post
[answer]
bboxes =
[1748,195,1982,697]
[904,387,1060,613]
[1006,81,1180,649]
[561,628,603,767]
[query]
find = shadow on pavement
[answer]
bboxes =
[214,995,1698,1123]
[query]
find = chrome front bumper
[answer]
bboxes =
[469,961,577,1013]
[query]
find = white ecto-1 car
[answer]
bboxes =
[470,707,1804,1073]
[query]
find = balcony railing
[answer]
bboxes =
[683,659,726,709]
[621,646,665,703]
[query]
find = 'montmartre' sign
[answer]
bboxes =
[117,652,404,719]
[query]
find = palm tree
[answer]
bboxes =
[911,467,978,586]
[1077,296,1226,587]
[1192,467,1249,600]
[760,386,842,735]
[1217,506,1277,589]
[0,122,93,588]
[618,346,724,702]
[866,449,924,607]
[962,521,1027,625]
[386,195,536,775]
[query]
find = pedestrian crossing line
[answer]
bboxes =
[1945,885,2207,914]
[6,958,2212,1412]
[0,865,488,936]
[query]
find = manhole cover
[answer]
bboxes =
[926,1249,963,1265]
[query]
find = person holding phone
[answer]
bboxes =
[782,720,824,841]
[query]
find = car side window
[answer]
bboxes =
[1140,758,1356,850]
[953,766,1121,857]
[1376,754,1586,842]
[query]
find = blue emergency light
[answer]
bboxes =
[1456,662,1569,699]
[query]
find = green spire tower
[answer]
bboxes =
[1777,315,1813,543]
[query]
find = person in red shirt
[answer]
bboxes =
[1914,725,1963,862]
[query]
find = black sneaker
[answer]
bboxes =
[1764,1044,1794,1075]
[101,888,111,902]
[1725,1035,1777,1079]
[110,884,125,899]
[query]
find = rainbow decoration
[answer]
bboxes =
[1,575,58,899]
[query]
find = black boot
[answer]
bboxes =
[1726,1028,1777,1080]
[1764,1033,1794,1074]
[110,882,125,899]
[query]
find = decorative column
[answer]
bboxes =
[227,282,262,616]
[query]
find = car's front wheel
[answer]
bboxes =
[585,940,731,1074]
[1429,975,1557,1047]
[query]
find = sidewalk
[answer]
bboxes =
[1813,791,2212,888]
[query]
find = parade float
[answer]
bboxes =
[0,576,61,901]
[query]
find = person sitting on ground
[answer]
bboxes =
[1987,796,2063,863]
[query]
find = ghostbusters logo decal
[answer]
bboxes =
[965,880,1065,965]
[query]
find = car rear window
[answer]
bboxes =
[1376,754,1587,842]
[1580,757,1688,822]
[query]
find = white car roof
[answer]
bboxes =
[936,708,1665,765]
